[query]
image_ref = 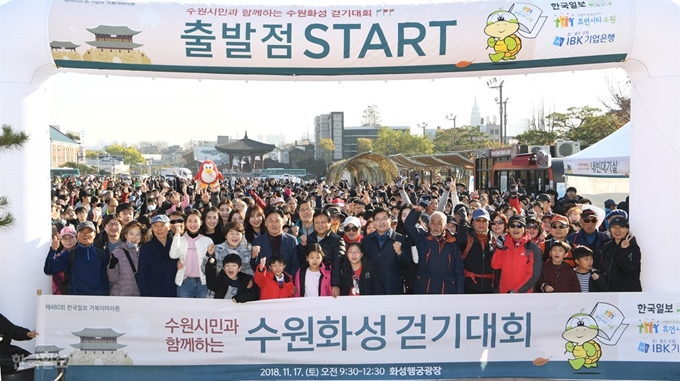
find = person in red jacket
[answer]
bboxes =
[491,215,542,293]
[254,254,295,300]
[536,240,580,293]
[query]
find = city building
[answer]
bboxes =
[479,115,501,142]
[50,125,80,168]
[314,112,344,160]
[470,96,482,127]
[342,125,409,158]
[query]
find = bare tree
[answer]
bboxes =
[599,74,631,124]
[361,104,382,126]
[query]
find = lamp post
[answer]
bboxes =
[487,77,505,144]
[417,122,428,138]
[445,113,457,128]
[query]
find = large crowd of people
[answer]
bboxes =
[45,174,639,302]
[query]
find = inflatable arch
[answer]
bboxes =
[0,0,678,352]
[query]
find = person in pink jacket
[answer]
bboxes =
[294,243,332,297]
[108,221,145,296]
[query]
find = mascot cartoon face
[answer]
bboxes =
[195,160,224,189]
[563,313,602,370]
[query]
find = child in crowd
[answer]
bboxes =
[205,253,259,302]
[254,254,295,300]
[294,243,332,297]
[108,221,145,296]
[537,240,581,293]
[573,246,609,292]
[339,242,383,296]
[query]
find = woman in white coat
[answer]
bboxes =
[170,209,214,298]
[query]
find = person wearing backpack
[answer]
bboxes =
[491,215,542,293]
[44,221,109,296]
[457,208,497,294]
[108,221,145,296]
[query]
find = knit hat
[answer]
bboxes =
[608,209,628,220]
[551,214,569,226]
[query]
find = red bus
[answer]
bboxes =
[473,147,565,196]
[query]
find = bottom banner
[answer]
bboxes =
[30,293,680,380]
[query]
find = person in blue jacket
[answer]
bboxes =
[404,206,464,294]
[44,221,109,295]
[361,207,412,294]
[137,214,178,297]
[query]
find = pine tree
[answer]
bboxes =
[0,124,29,229]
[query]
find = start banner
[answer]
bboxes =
[47,0,634,78]
[31,293,680,380]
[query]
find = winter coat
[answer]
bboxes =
[108,243,141,296]
[43,248,67,295]
[299,231,346,288]
[362,229,412,295]
[43,243,109,296]
[294,262,333,297]
[137,235,178,297]
[205,258,259,302]
[537,261,580,293]
[567,230,609,256]
[338,258,384,296]
[597,238,642,291]
[457,225,496,293]
[491,234,542,294]
[251,232,300,279]
[169,233,214,286]
[254,267,295,300]
[405,209,464,294]
[0,313,31,352]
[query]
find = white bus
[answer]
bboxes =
[159,168,192,179]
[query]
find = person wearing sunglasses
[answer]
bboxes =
[457,208,498,294]
[543,214,576,266]
[566,206,607,255]
[341,216,363,244]
[526,216,546,254]
[491,215,542,294]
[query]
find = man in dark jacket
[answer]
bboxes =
[137,215,178,297]
[206,254,259,302]
[457,208,497,293]
[0,313,38,375]
[362,207,412,295]
[298,209,346,297]
[405,206,464,294]
[44,221,109,295]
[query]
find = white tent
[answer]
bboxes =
[563,123,630,207]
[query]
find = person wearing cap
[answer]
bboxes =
[543,214,576,266]
[341,216,363,245]
[596,216,642,291]
[491,215,542,293]
[566,205,607,254]
[536,194,553,215]
[404,205,463,294]
[44,221,109,295]
[43,226,78,295]
[602,209,628,235]
[536,240,580,293]
[457,207,498,294]
[559,187,582,207]
[572,246,609,293]
[364,207,413,295]
[137,214,179,297]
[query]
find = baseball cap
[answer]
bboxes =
[60,226,77,237]
[551,214,570,226]
[343,216,361,229]
[609,216,629,228]
[508,215,526,226]
[536,194,551,202]
[472,208,490,221]
[581,209,597,219]
[151,214,170,224]
[76,221,96,232]
[332,198,345,207]
[272,197,285,204]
